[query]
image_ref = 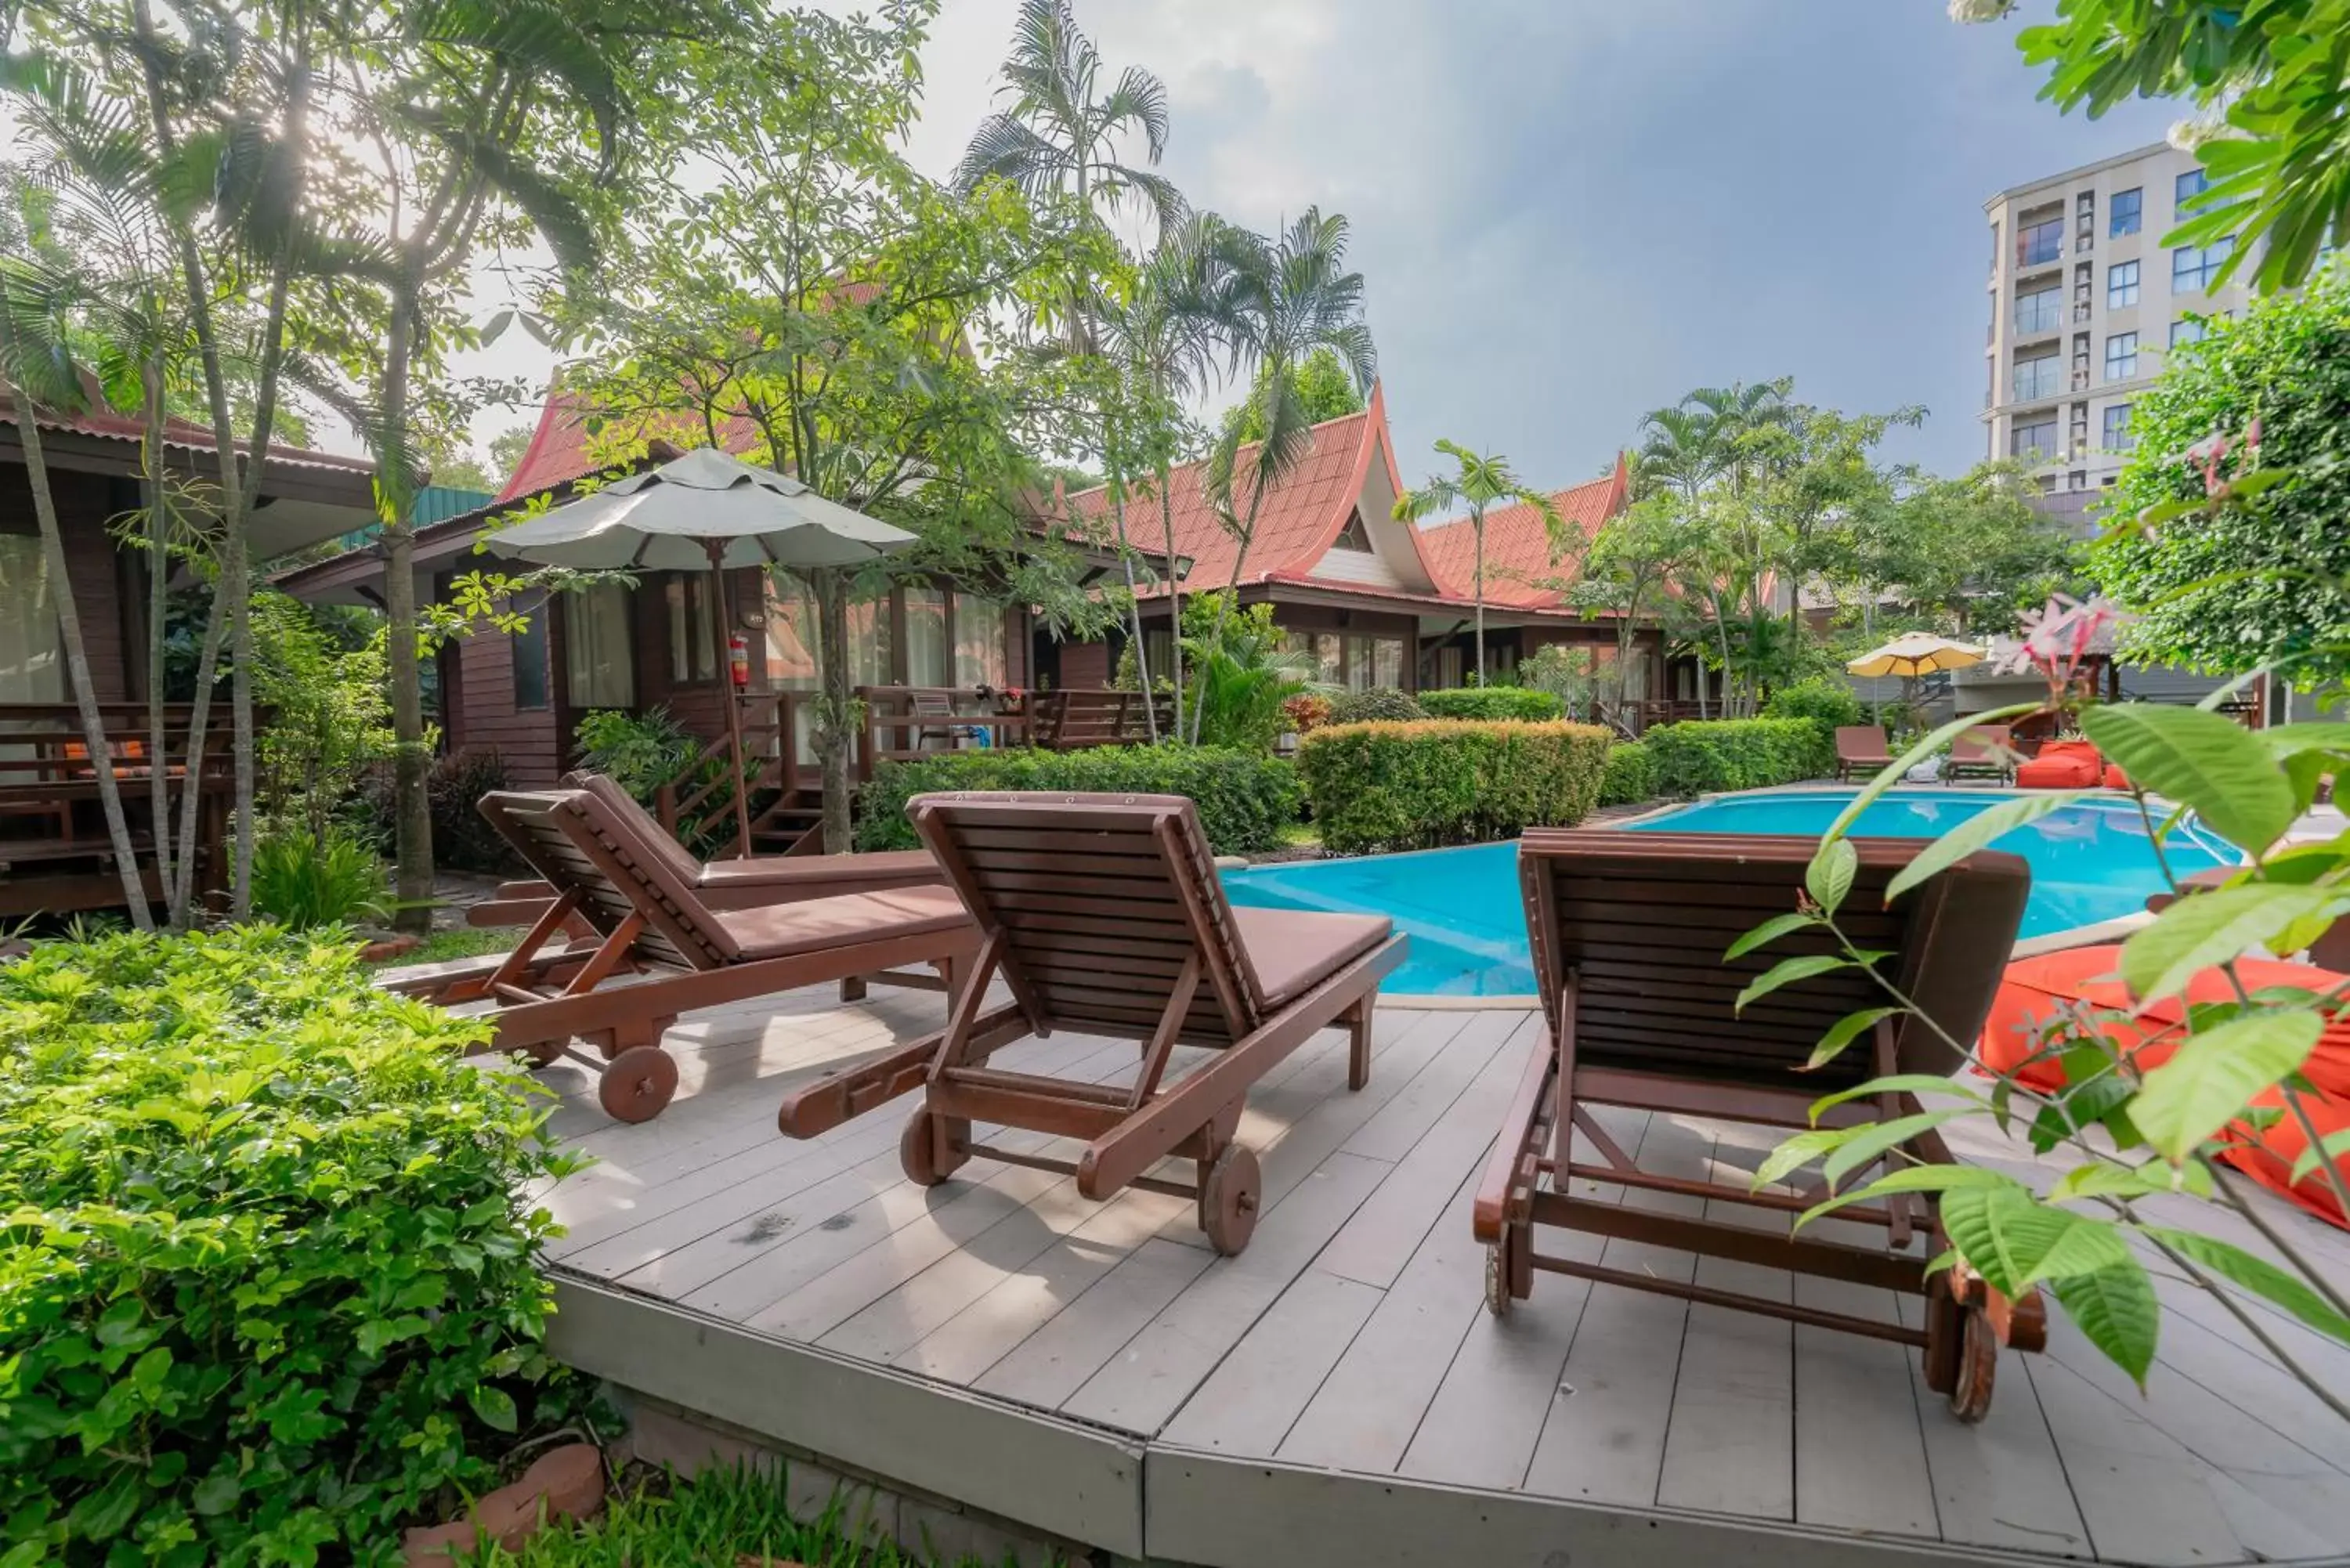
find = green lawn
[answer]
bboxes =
[371,927,515,966]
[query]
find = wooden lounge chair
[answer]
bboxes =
[466,772,941,924]
[774,792,1406,1255]
[387,784,976,1123]
[1477,829,2045,1421]
[1945,724,2017,785]
[1834,724,1893,783]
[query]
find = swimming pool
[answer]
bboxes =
[1218,789,2236,997]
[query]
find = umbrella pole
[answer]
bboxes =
[707,540,753,859]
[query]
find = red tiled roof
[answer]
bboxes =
[1060,382,1400,594]
[1414,455,1629,609]
[2,374,376,477]
[494,389,765,502]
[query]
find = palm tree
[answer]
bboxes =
[1187,208,1375,739]
[1635,378,1794,500]
[1392,440,1561,686]
[957,0,1186,734]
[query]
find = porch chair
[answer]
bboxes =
[774,792,1407,1255]
[1834,724,1893,783]
[386,782,976,1123]
[1477,829,2044,1421]
[1945,724,2017,785]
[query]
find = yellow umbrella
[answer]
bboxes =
[1846,632,1987,679]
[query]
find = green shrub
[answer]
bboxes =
[1325,686,1425,725]
[1294,721,1611,854]
[350,746,518,875]
[1762,675,1866,731]
[1643,717,1836,797]
[1600,741,1654,806]
[1419,686,1565,722]
[251,826,391,929]
[0,928,577,1563]
[855,746,1300,855]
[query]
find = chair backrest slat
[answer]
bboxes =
[909,791,1261,1042]
[477,788,732,970]
[1520,829,2028,1088]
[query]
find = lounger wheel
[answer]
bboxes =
[597,1046,677,1123]
[1484,1240,1513,1320]
[1198,1143,1261,1256]
[900,1107,970,1187]
[1947,1304,1998,1422]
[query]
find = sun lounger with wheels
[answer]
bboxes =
[774,792,1406,1255]
[1945,724,2017,785]
[1834,725,1893,783]
[386,784,976,1123]
[1476,828,2044,1420]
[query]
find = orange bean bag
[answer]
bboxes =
[1979,945,2350,1227]
[2102,764,2131,790]
[2015,739,2103,789]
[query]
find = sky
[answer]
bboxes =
[443,0,2182,494]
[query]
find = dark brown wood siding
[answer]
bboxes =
[0,463,134,701]
[450,587,562,789]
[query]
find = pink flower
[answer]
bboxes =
[1998,594,2122,702]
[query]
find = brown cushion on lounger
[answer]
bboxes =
[566,772,703,887]
[696,848,939,891]
[717,884,971,961]
[1231,905,1393,1007]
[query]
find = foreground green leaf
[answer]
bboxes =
[1736,953,1851,1013]
[2141,1227,2350,1347]
[2120,883,2341,1001]
[1806,836,1858,916]
[2081,703,2295,855]
[1806,1006,1901,1071]
[2131,1010,2322,1161]
[1885,791,2094,901]
[1794,1163,2023,1230]
[1725,909,1820,962]
[2052,1263,2162,1387]
[1940,1187,2131,1295]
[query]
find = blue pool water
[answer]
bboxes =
[1218,789,2236,997]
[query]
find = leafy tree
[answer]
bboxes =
[1837,462,2081,639]
[1569,495,1692,717]
[555,1,1121,850]
[486,421,536,483]
[1392,439,1560,684]
[2092,266,2350,684]
[1960,0,2350,291]
[1219,345,1365,443]
[1633,378,1792,500]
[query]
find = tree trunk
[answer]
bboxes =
[0,339,154,929]
[1159,472,1182,743]
[1107,464,1155,739]
[812,567,856,854]
[382,283,436,934]
[141,353,175,905]
[1472,514,1485,687]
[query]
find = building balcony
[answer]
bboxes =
[2012,366,2063,403]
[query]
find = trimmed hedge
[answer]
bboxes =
[855,746,1300,855]
[1762,675,1866,731]
[1600,741,1654,806]
[1295,721,1611,854]
[0,928,576,1560]
[1643,717,1836,797]
[1326,686,1425,724]
[1418,687,1565,722]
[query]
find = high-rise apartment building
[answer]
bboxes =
[1982,143,2259,509]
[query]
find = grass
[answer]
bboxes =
[458,1462,1015,1566]
[371,927,515,966]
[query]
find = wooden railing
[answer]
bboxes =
[1031,688,1173,750]
[857,685,1033,779]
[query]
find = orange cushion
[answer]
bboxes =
[2016,740,2102,789]
[2216,1089,2350,1229]
[2102,764,2130,790]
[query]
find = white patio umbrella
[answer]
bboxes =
[1847,632,1987,728]
[496,446,916,855]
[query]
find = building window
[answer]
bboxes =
[2110,187,2142,236]
[902,587,949,687]
[2107,260,2139,309]
[563,582,635,709]
[2175,167,2208,211]
[1331,508,1374,551]
[2014,287,2063,335]
[2012,349,2060,403]
[2173,236,2232,292]
[2017,218,2063,268]
[0,536,63,703]
[2170,311,2230,348]
[665,576,715,684]
[2104,331,2139,381]
[952,593,1008,688]
[510,593,549,711]
[1284,630,1406,691]
[2011,416,2059,461]
[2102,403,2134,453]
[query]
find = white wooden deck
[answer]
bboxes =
[519,982,2350,1568]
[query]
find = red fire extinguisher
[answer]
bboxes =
[728,630,750,688]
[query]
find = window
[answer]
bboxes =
[2173,235,2232,292]
[2014,287,2062,335]
[2171,310,2229,348]
[2011,415,2058,461]
[2110,186,2142,236]
[510,592,548,711]
[665,576,715,684]
[1331,508,1374,551]
[2104,331,2139,381]
[1285,630,1406,691]
[2012,349,2060,402]
[2017,218,2063,267]
[902,587,949,688]
[0,536,63,704]
[952,594,1008,688]
[563,582,634,709]
[2102,403,2134,453]
[2175,167,2208,211]
[2107,260,2139,309]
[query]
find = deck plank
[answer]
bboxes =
[1789,1215,1940,1541]
[973,1237,1217,1415]
[2024,1351,2252,1567]
[1157,1267,1384,1457]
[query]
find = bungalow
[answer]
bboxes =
[0,385,378,913]
[1050,383,1674,703]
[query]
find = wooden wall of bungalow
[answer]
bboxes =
[0,462,152,705]
[439,565,1035,790]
